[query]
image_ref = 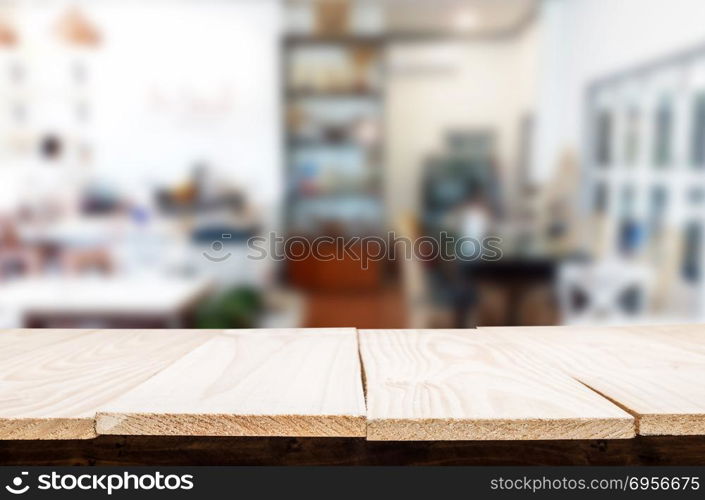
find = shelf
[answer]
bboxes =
[286,89,382,99]
[284,32,516,44]
[283,30,386,232]
[287,137,378,149]
[284,35,385,46]
[290,191,381,201]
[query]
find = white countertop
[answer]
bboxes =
[0,276,212,316]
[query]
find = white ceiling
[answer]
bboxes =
[383,0,538,35]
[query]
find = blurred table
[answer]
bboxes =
[18,217,122,247]
[0,277,213,328]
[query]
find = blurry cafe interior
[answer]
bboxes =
[2,0,705,330]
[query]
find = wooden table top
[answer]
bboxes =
[0,325,703,441]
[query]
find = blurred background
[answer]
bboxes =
[1,0,704,330]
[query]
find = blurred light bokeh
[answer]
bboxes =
[1,0,704,330]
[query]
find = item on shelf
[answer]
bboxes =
[322,123,349,142]
[315,0,350,36]
[0,18,18,47]
[55,6,101,47]
[351,46,377,92]
[80,182,124,215]
[39,134,63,161]
[351,115,379,145]
[156,162,247,215]
[288,43,381,95]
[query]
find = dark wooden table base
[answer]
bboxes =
[1,436,705,466]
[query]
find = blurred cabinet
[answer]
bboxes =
[287,239,381,291]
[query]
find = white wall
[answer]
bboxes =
[534,0,705,183]
[92,0,282,206]
[0,0,282,210]
[384,23,539,222]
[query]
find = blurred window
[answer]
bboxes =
[653,97,673,167]
[649,185,667,236]
[595,110,612,166]
[619,185,635,218]
[682,221,702,283]
[624,106,640,165]
[593,182,608,214]
[618,185,641,254]
[688,186,705,205]
[691,93,705,168]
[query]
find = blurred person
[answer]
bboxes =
[442,190,496,328]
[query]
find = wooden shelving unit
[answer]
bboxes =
[282,34,386,237]
[281,28,387,290]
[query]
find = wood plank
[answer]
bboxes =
[96,328,366,437]
[621,324,705,357]
[0,329,89,362]
[0,330,213,440]
[478,325,705,435]
[478,325,705,371]
[359,329,634,441]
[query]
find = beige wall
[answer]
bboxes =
[384,22,539,224]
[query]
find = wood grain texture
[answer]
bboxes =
[0,329,213,440]
[359,329,634,441]
[96,329,366,437]
[0,329,88,362]
[478,325,705,436]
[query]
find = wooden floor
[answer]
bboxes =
[303,288,407,328]
[1,325,705,464]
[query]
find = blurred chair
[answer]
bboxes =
[0,218,41,281]
[0,218,41,328]
[0,247,41,281]
[557,259,652,325]
[61,248,113,275]
[397,214,434,328]
[516,284,559,326]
